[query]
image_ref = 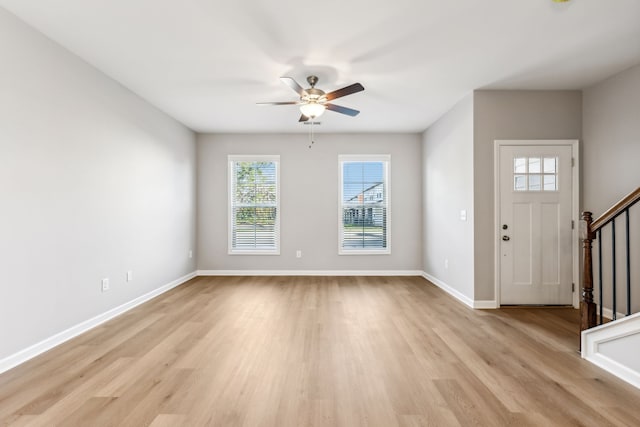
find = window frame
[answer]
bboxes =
[228,154,280,255]
[338,154,391,255]
[513,156,559,192]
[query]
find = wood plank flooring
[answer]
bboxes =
[1,276,640,426]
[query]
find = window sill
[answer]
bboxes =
[339,250,391,255]
[228,250,280,256]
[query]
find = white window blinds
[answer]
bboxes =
[339,155,390,254]
[228,155,280,254]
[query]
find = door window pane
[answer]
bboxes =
[544,175,557,191]
[529,157,541,173]
[514,175,527,191]
[529,174,541,191]
[544,157,557,173]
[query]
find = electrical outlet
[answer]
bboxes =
[444,259,449,269]
[126,271,133,282]
[101,278,110,292]
[296,250,302,258]
[189,250,193,259]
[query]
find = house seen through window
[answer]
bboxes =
[339,155,390,254]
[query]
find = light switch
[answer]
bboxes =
[460,210,467,221]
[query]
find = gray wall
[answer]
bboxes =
[422,94,475,300]
[583,64,640,215]
[197,133,422,271]
[583,64,640,314]
[0,9,197,361]
[473,90,582,300]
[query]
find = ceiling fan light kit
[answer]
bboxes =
[299,101,325,119]
[258,75,364,123]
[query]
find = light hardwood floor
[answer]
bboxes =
[1,276,639,426]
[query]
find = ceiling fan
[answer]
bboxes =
[257,75,364,122]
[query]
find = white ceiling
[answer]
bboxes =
[2,0,639,133]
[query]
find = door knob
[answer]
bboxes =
[502,235,510,241]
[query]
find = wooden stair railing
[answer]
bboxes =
[581,187,640,333]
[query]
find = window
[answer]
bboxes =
[339,155,390,254]
[514,156,558,192]
[228,155,280,254]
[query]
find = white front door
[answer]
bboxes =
[499,144,573,305]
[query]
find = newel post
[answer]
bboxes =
[580,211,597,334]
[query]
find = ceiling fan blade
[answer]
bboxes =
[256,101,300,105]
[325,103,360,117]
[324,83,364,101]
[280,77,307,97]
[299,114,310,122]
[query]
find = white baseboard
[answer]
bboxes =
[420,272,497,309]
[0,271,197,375]
[582,312,640,390]
[421,272,474,308]
[197,269,423,277]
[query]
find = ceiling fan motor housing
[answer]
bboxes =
[306,75,319,87]
[303,87,325,103]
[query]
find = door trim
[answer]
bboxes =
[493,140,580,308]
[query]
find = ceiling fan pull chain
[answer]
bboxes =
[309,121,315,148]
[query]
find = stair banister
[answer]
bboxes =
[581,187,640,334]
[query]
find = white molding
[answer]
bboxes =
[421,272,474,309]
[582,312,640,390]
[473,300,499,309]
[0,271,197,375]
[571,141,580,309]
[493,141,501,306]
[493,140,580,307]
[197,269,423,277]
